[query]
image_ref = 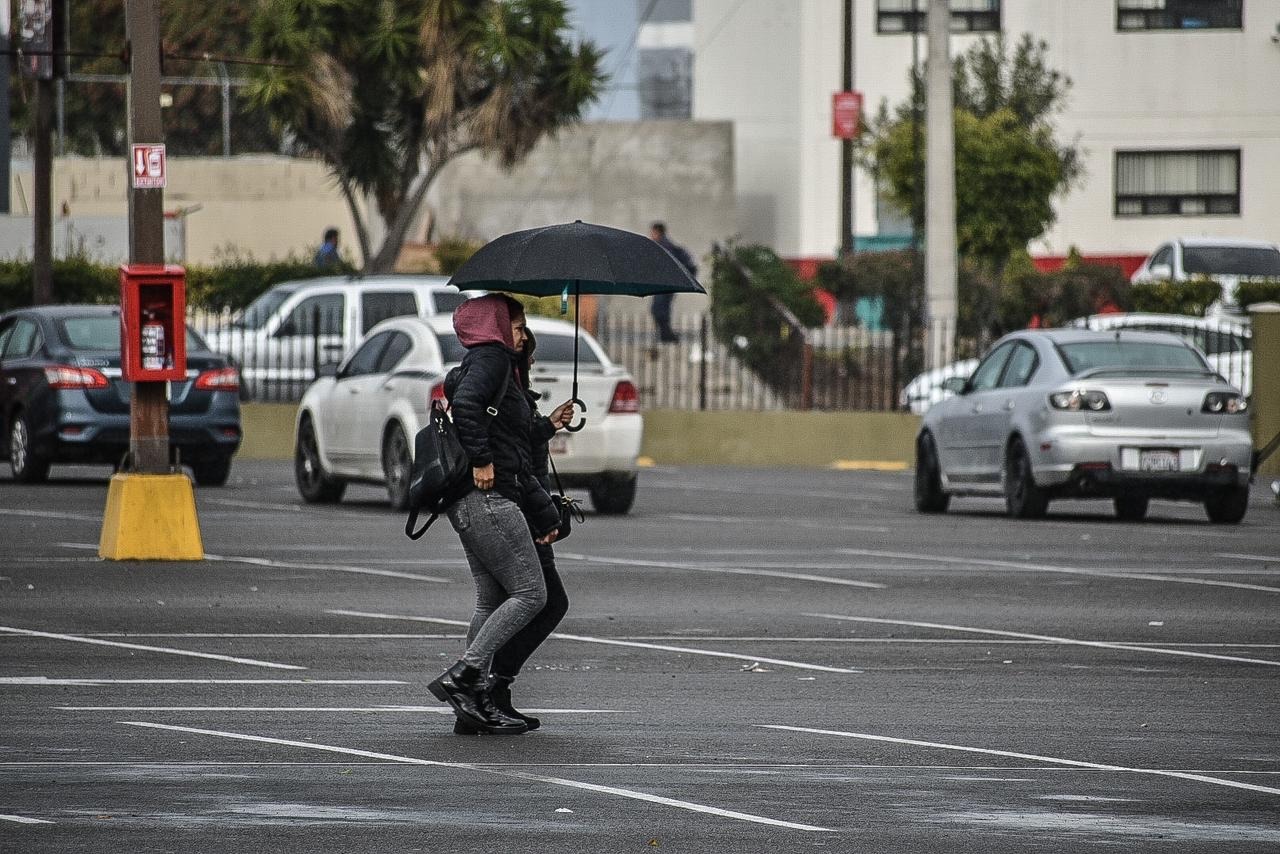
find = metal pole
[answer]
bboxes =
[0,3,9,213]
[126,0,169,472]
[219,62,231,157]
[924,0,957,370]
[839,0,854,258]
[698,313,708,411]
[32,0,63,304]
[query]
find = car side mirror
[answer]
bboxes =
[1148,263,1172,280]
[941,376,969,395]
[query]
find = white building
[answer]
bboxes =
[692,0,1280,272]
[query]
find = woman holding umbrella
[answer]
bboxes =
[427,294,573,735]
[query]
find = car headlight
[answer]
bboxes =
[1202,391,1247,414]
[1049,389,1110,411]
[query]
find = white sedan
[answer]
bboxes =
[293,314,644,514]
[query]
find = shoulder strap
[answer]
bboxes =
[405,509,438,540]
[485,367,510,417]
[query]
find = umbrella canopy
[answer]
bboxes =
[447,220,706,297]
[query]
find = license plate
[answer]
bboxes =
[1140,450,1180,472]
[549,434,569,456]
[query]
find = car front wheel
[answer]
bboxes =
[295,416,345,503]
[382,424,412,512]
[913,432,950,513]
[1004,438,1048,519]
[589,473,637,515]
[9,412,50,483]
[1205,485,1249,525]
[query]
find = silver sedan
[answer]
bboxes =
[914,329,1253,523]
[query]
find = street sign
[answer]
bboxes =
[832,90,863,140]
[131,143,166,189]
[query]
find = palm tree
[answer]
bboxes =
[246,0,605,272]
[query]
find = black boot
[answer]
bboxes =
[488,674,540,731]
[429,661,525,734]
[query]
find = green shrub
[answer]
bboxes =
[710,242,823,401]
[1000,262,1130,331]
[434,237,483,276]
[0,257,118,313]
[1235,281,1280,308]
[1129,279,1222,316]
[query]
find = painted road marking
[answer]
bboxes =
[0,508,99,522]
[1,678,404,686]
[60,706,624,714]
[831,460,909,471]
[759,726,1280,797]
[0,814,53,825]
[0,626,305,671]
[555,552,887,590]
[119,721,832,832]
[206,498,303,512]
[328,610,861,674]
[662,514,892,534]
[808,615,1280,668]
[50,542,452,583]
[1218,553,1280,565]
[835,548,1280,594]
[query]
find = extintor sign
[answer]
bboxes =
[131,143,167,189]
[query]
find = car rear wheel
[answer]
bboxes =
[382,424,412,512]
[9,412,50,483]
[192,455,233,487]
[589,473,636,515]
[1113,495,1149,522]
[295,417,345,503]
[1004,438,1048,519]
[1205,485,1249,525]
[913,432,950,513]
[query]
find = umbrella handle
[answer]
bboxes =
[565,397,587,433]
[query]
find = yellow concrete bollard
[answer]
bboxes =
[99,473,204,561]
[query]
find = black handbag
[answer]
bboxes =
[404,369,508,540]
[547,451,584,541]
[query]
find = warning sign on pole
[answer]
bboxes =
[832,91,863,140]
[130,143,166,189]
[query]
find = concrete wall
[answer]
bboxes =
[237,403,919,468]
[427,120,734,319]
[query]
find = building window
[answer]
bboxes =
[1116,0,1243,31]
[1115,149,1240,217]
[876,0,1000,34]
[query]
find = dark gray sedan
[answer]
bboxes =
[0,304,242,485]
[915,329,1253,524]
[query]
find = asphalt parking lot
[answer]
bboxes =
[2,459,1278,852]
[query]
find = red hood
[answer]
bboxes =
[453,294,515,350]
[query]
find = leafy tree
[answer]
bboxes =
[244,0,605,273]
[863,34,1080,278]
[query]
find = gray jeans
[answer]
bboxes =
[447,489,548,671]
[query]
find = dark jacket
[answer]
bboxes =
[527,391,557,493]
[447,346,560,536]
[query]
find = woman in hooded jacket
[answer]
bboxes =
[427,294,572,735]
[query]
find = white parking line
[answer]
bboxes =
[0,508,99,522]
[59,706,624,714]
[206,498,303,512]
[835,548,1280,594]
[1218,553,1280,565]
[807,614,1280,668]
[555,552,887,590]
[0,814,53,825]
[119,721,832,832]
[664,514,892,533]
[328,610,861,674]
[758,725,1280,797]
[1,677,403,686]
[0,626,305,670]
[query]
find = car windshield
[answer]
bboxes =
[232,286,297,329]
[435,331,601,366]
[1182,246,1280,277]
[1059,340,1207,374]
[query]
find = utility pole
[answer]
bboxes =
[838,0,854,258]
[924,0,957,369]
[32,0,64,304]
[125,0,169,472]
[0,3,11,214]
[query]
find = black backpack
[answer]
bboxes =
[404,367,508,540]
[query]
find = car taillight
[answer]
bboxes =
[44,365,109,390]
[1049,389,1110,411]
[608,380,639,414]
[194,367,240,391]
[1203,391,1247,414]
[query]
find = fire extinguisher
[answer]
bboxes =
[141,310,166,372]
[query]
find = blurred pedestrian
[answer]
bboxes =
[428,294,570,735]
[314,227,341,268]
[451,328,573,735]
[649,222,696,344]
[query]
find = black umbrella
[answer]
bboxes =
[448,220,706,430]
